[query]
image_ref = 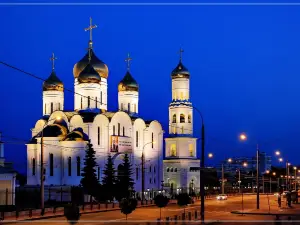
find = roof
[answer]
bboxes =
[0,163,17,174]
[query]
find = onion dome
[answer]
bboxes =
[77,63,101,84]
[73,47,108,79]
[43,70,64,91]
[63,128,88,141]
[37,124,68,138]
[118,71,139,92]
[171,61,190,79]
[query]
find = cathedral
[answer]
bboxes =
[26,19,164,197]
[26,18,200,197]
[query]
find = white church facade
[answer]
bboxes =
[26,19,164,196]
[163,49,200,195]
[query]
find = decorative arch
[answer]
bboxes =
[170,144,176,157]
[172,114,176,123]
[188,114,191,123]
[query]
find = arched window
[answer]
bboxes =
[136,167,139,180]
[149,166,152,173]
[95,97,98,108]
[81,97,83,109]
[88,96,90,108]
[188,114,191,123]
[32,158,36,176]
[76,157,80,176]
[44,104,46,115]
[170,144,176,157]
[58,103,61,111]
[123,127,125,136]
[167,167,169,172]
[113,125,115,136]
[150,178,152,184]
[50,153,54,176]
[189,144,194,157]
[170,168,173,172]
[118,123,120,136]
[51,102,53,113]
[152,132,154,148]
[68,157,71,176]
[180,92,184,100]
[98,126,100,145]
[128,103,131,113]
[154,166,156,173]
[121,103,124,110]
[180,114,185,123]
[174,168,177,172]
[154,178,156,184]
[100,92,103,104]
[172,114,176,123]
[136,131,139,147]
[134,104,137,113]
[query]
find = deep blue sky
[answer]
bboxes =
[1,2,300,173]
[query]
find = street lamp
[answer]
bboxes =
[275,151,280,156]
[239,133,260,210]
[141,141,155,204]
[208,153,213,158]
[279,158,283,162]
[294,167,297,190]
[40,116,61,209]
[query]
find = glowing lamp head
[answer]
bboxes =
[239,133,247,141]
[288,163,291,166]
[294,167,297,170]
[275,151,280,156]
[228,158,232,163]
[272,172,276,176]
[279,158,283,162]
[266,170,270,174]
[208,153,213,158]
[243,162,248,167]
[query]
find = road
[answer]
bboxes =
[5,194,297,224]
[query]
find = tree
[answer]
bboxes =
[119,198,137,221]
[80,140,99,201]
[116,154,134,200]
[177,193,192,214]
[64,204,80,224]
[154,194,169,219]
[102,154,117,201]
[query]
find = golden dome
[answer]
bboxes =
[78,63,101,84]
[43,70,64,92]
[73,48,108,79]
[118,71,139,92]
[171,61,190,79]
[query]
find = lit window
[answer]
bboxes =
[189,144,194,157]
[113,125,115,136]
[180,92,183,100]
[180,114,185,123]
[88,96,90,108]
[172,114,176,123]
[118,123,120,136]
[188,115,191,123]
[136,131,139,147]
[170,144,176,156]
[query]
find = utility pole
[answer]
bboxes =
[256,145,260,209]
[238,169,241,193]
[286,161,289,191]
[222,164,225,194]
[141,151,145,204]
[40,136,44,209]
[200,123,205,223]
[294,169,297,190]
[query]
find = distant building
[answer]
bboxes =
[0,133,17,205]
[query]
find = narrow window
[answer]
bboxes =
[121,103,123,111]
[170,168,173,172]
[175,168,178,172]
[81,97,83,109]
[95,97,98,108]
[32,158,36,176]
[167,168,169,172]
[180,92,183,100]
[100,92,103,105]
[97,126,100,145]
[128,103,130,113]
[181,126,184,134]
[154,178,156,184]
[188,114,191,123]
[149,166,152,173]
[118,123,120,136]
[50,102,53,113]
[134,104,136,113]
[68,157,71,176]
[44,104,46,114]
[150,178,152,184]
[123,127,125,136]
[50,153,54,176]
[58,102,61,111]
[113,125,115,136]
[77,157,81,176]
[152,132,154,148]
[172,114,176,123]
[180,114,185,123]
[136,131,138,147]
[88,96,90,108]
[170,144,176,156]
[189,144,194,157]
[136,167,139,180]
[154,166,156,173]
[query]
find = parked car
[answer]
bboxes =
[216,194,228,200]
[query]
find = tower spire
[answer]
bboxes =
[125,53,132,71]
[50,52,57,71]
[85,17,97,49]
[179,47,184,62]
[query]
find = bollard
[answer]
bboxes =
[188,212,192,221]
[41,208,45,216]
[174,215,178,224]
[182,213,185,220]
[157,218,160,225]
[16,209,19,219]
[195,210,197,219]
[166,216,170,224]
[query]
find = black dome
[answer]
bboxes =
[171,61,190,79]
[43,70,64,91]
[118,71,139,92]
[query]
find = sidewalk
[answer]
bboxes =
[1,200,177,223]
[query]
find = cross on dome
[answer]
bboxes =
[50,52,57,70]
[179,47,184,62]
[85,17,97,43]
[125,53,132,71]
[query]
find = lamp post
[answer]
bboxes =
[286,162,290,190]
[40,116,61,210]
[141,141,155,204]
[192,106,205,223]
[239,133,260,209]
[294,167,297,190]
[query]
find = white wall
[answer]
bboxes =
[43,91,64,116]
[118,91,139,113]
[172,78,190,101]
